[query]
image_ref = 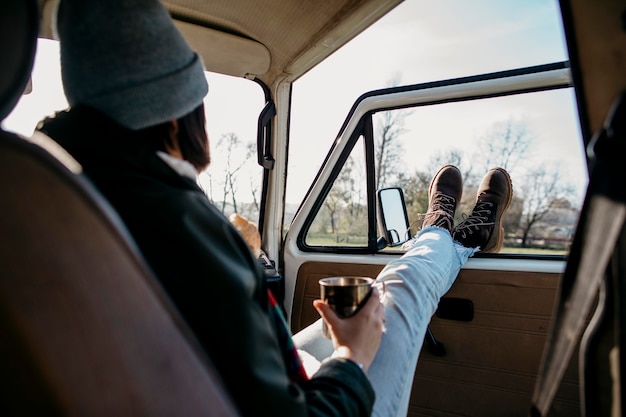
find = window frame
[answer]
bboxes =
[297,115,381,254]
[295,61,581,260]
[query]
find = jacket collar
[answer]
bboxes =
[39,105,202,193]
[156,151,198,181]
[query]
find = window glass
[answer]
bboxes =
[305,138,368,247]
[4,39,264,223]
[3,39,67,136]
[197,75,265,222]
[287,1,572,249]
[373,88,586,255]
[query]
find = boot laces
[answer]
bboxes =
[454,200,494,238]
[423,192,456,229]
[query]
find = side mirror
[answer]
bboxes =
[376,187,411,248]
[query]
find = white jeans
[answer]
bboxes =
[293,226,476,417]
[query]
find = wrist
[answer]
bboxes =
[331,347,367,373]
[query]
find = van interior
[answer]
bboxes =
[1,0,624,416]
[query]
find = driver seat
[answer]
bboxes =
[0,1,239,415]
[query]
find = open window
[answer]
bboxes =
[298,63,587,257]
[304,135,369,248]
[4,39,266,225]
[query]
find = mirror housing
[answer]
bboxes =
[377,187,411,247]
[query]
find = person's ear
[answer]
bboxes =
[165,120,183,159]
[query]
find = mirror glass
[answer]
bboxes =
[377,187,411,247]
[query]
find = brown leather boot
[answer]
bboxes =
[422,165,463,233]
[452,167,513,253]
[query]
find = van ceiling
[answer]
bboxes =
[163,0,403,86]
[38,0,402,88]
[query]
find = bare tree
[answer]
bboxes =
[518,165,575,247]
[323,194,340,236]
[328,156,355,233]
[214,132,253,214]
[470,118,537,242]
[475,118,534,173]
[375,110,409,190]
[241,142,260,219]
[326,155,367,242]
[425,149,464,174]
[249,174,260,212]
[502,195,524,238]
[374,76,414,190]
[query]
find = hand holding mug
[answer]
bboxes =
[314,277,385,372]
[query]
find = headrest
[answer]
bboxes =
[0,0,39,121]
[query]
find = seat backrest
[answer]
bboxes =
[0,1,240,415]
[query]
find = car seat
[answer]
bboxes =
[0,1,239,415]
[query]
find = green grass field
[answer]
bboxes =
[306,234,568,256]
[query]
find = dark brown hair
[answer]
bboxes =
[176,103,211,171]
[142,103,210,171]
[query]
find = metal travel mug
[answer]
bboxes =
[319,276,374,338]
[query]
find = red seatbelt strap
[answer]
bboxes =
[267,289,309,384]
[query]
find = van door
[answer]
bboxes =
[283,62,587,417]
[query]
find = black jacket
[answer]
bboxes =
[40,106,375,417]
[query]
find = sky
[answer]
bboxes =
[3,0,584,207]
[287,0,581,204]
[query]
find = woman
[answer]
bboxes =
[40,1,512,417]
[40,1,382,416]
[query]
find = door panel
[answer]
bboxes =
[408,268,580,417]
[291,261,384,333]
[284,63,588,417]
[291,261,581,416]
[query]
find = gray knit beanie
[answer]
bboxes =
[56,0,208,130]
